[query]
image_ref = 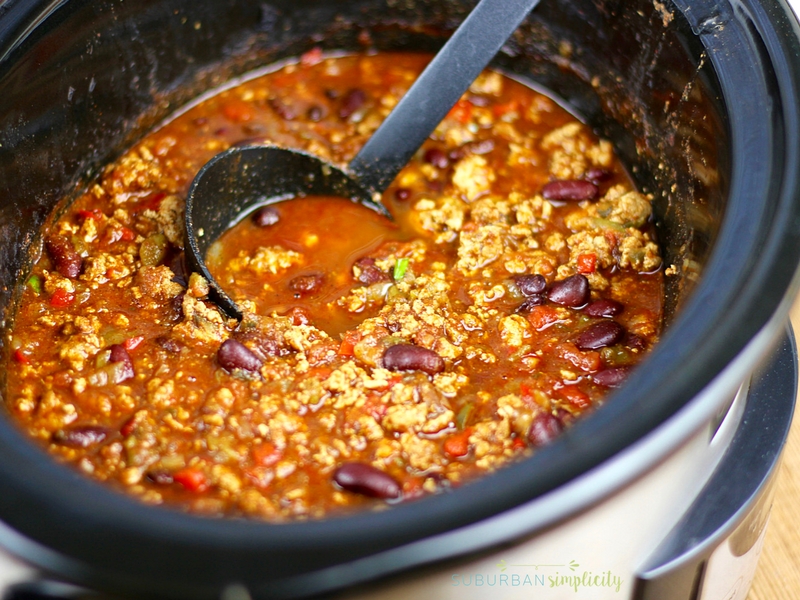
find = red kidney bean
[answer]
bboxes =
[382,344,445,375]
[527,412,563,447]
[288,273,324,296]
[146,471,175,485]
[592,366,631,387]
[423,148,449,169]
[333,462,402,499]
[542,179,598,202]
[513,274,546,296]
[575,320,625,350]
[515,294,546,314]
[218,338,264,372]
[233,330,282,360]
[307,105,324,122]
[354,257,389,285]
[624,333,647,351]
[394,188,412,202]
[169,292,186,323]
[268,98,297,120]
[45,234,83,279]
[448,147,466,162]
[156,336,183,354]
[339,89,366,119]
[108,344,135,381]
[584,167,613,184]
[465,139,495,155]
[252,205,280,227]
[52,425,109,448]
[584,299,623,318]
[547,274,590,307]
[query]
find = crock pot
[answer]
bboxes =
[1,0,800,598]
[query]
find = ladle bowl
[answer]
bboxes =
[185,0,542,318]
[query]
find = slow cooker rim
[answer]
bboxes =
[1,0,800,596]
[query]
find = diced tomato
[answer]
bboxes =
[364,392,388,420]
[252,442,282,467]
[300,46,323,67]
[119,227,136,242]
[222,99,254,123]
[557,342,601,372]
[13,348,30,364]
[78,209,104,221]
[402,476,425,499]
[526,305,560,330]
[140,191,166,212]
[120,414,138,437]
[307,366,333,380]
[50,288,75,307]
[520,381,536,398]
[173,467,208,493]
[338,331,361,356]
[492,100,519,117]
[576,253,597,274]
[556,385,591,410]
[443,429,472,458]
[122,336,145,351]
[287,306,311,326]
[512,437,528,451]
[447,99,473,124]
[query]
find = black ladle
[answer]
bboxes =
[186,0,542,319]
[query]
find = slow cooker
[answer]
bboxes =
[1,0,800,598]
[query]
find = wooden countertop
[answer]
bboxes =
[747,299,800,599]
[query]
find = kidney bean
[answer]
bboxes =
[288,273,324,296]
[217,338,264,372]
[252,205,280,227]
[394,188,412,202]
[584,167,613,184]
[624,333,647,351]
[547,274,590,307]
[146,471,175,486]
[527,412,563,447]
[513,274,546,296]
[515,294,546,314]
[382,344,445,375]
[575,321,625,350]
[268,98,297,120]
[592,366,631,387]
[354,257,389,285]
[424,148,449,169]
[339,88,366,119]
[169,292,186,323]
[45,235,83,279]
[156,336,183,354]
[52,425,109,448]
[542,179,598,202]
[233,330,282,360]
[465,139,495,155]
[307,105,324,122]
[333,462,402,500]
[108,344,135,381]
[584,299,623,318]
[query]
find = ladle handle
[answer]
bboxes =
[348,0,542,194]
